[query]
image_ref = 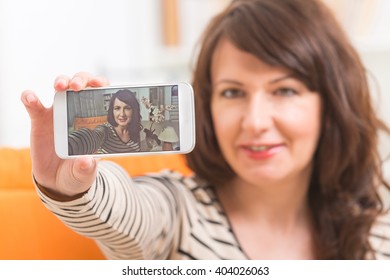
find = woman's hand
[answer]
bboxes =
[21,72,109,199]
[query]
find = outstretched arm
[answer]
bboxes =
[36,160,182,259]
[68,126,107,155]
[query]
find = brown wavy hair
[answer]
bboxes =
[186,0,390,259]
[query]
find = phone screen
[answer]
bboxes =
[66,85,182,156]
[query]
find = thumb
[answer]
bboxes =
[21,90,48,121]
[68,157,99,194]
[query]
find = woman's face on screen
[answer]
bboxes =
[113,98,133,127]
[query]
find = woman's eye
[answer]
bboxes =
[274,88,298,96]
[221,89,244,98]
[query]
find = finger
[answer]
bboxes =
[88,75,110,87]
[69,72,92,91]
[21,90,48,121]
[54,75,71,92]
[69,72,110,91]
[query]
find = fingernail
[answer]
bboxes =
[72,77,83,90]
[56,78,66,87]
[25,93,37,104]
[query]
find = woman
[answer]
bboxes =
[68,89,142,155]
[186,0,390,259]
[21,0,390,259]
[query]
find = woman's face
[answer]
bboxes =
[113,98,133,127]
[210,39,322,187]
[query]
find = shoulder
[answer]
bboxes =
[133,170,216,202]
[134,169,200,190]
[85,123,111,136]
[370,211,390,259]
[96,123,112,131]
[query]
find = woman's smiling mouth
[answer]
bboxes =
[241,144,284,159]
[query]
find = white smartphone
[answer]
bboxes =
[53,82,195,158]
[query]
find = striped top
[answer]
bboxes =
[68,123,140,155]
[37,161,390,260]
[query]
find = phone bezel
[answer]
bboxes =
[53,82,195,158]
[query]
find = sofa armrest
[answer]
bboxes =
[0,190,105,259]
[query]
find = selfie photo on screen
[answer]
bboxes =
[66,85,179,155]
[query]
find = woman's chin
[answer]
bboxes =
[236,167,288,187]
[117,122,129,127]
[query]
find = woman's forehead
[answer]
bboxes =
[114,97,131,106]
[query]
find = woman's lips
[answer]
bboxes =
[241,144,283,160]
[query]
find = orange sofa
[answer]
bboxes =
[0,148,192,260]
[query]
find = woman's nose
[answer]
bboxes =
[241,94,273,134]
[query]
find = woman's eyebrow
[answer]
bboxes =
[214,75,294,86]
[214,79,243,86]
[269,74,294,84]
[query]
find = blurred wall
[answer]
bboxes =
[0,0,230,147]
[0,0,389,156]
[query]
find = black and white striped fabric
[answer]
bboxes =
[36,161,390,259]
[68,123,140,155]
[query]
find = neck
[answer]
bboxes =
[216,172,312,231]
[115,125,128,134]
[215,169,316,259]
[114,125,131,142]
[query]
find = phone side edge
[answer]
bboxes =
[178,82,196,154]
[53,91,70,159]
